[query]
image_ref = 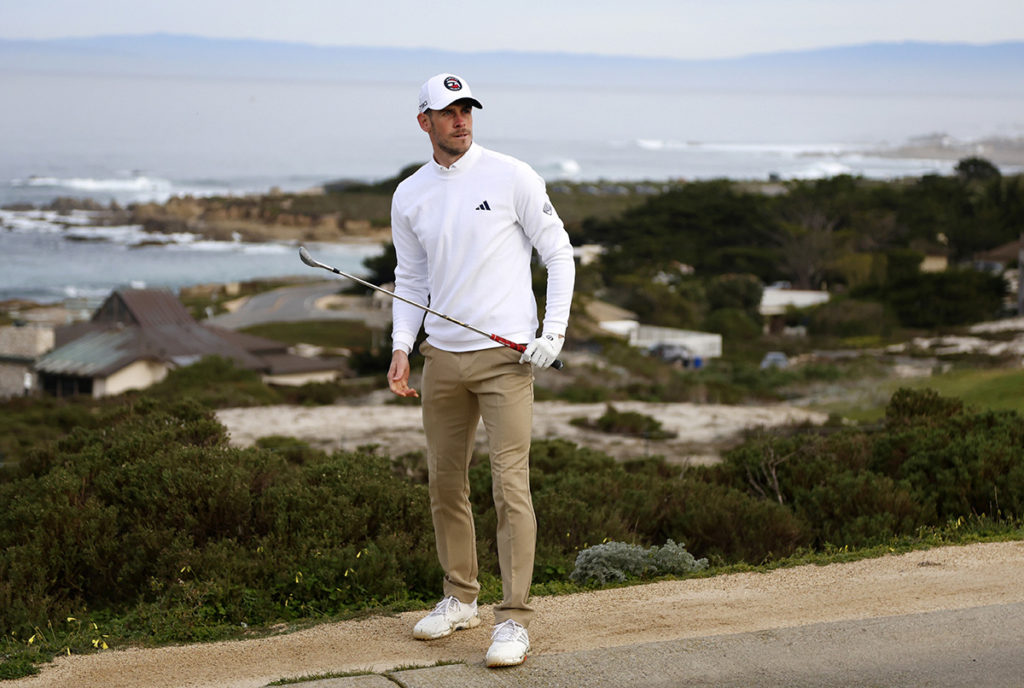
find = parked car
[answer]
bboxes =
[648,343,693,366]
[759,351,789,370]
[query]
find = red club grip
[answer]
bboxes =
[490,335,564,370]
[490,334,526,352]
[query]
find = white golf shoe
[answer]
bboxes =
[485,619,530,667]
[412,596,480,640]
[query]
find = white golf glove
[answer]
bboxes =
[520,333,563,369]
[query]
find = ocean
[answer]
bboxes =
[2,72,1023,305]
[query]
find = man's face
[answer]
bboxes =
[418,100,474,164]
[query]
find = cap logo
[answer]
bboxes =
[443,76,463,92]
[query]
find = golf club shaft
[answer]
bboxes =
[298,246,563,370]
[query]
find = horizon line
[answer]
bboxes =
[1,32,1022,64]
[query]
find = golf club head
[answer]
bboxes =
[298,246,319,268]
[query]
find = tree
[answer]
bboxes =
[776,209,839,289]
[955,156,1001,183]
[362,242,397,286]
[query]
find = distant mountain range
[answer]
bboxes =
[1,34,1022,95]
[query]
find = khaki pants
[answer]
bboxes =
[420,342,536,627]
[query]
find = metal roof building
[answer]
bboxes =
[35,288,342,397]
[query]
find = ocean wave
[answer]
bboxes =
[64,225,157,244]
[535,158,582,179]
[635,139,666,151]
[60,285,120,301]
[633,139,860,156]
[788,160,855,180]
[5,174,249,204]
[12,174,174,193]
[0,208,105,233]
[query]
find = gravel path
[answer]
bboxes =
[9,541,1024,688]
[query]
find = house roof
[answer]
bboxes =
[38,288,342,381]
[37,322,267,378]
[92,288,194,327]
[36,328,155,378]
[759,287,831,316]
[975,238,1022,265]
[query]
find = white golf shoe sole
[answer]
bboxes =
[413,613,481,640]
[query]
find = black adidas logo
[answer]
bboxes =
[475,200,491,211]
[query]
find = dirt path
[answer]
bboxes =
[216,400,827,465]
[9,541,1024,688]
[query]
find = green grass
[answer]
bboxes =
[811,366,1024,422]
[240,320,377,349]
[914,367,1024,414]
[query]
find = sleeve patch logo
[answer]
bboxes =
[444,77,463,92]
[543,202,553,215]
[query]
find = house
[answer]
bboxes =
[573,244,605,267]
[974,237,1022,272]
[0,324,55,399]
[34,289,342,398]
[759,286,831,335]
[598,320,723,362]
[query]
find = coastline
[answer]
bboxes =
[866,135,1024,167]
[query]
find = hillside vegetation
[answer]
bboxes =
[2,160,1023,679]
[1,361,1022,678]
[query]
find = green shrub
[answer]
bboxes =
[807,299,891,338]
[716,389,1024,548]
[569,540,708,585]
[703,307,762,339]
[570,404,677,439]
[278,381,342,406]
[139,356,282,408]
[0,399,439,644]
[4,384,1024,678]
[652,479,812,563]
[885,269,1006,328]
[254,436,323,465]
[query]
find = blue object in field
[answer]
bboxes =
[693,357,703,369]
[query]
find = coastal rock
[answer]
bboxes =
[49,197,106,212]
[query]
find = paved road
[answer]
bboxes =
[311,602,1024,688]
[205,282,389,330]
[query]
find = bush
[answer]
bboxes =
[4,384,1024,677]
[570,404,677,439]
[0,399,439,643]
[715,389,1024,548]
[885,270,1006,328]
[569,540,708,585]
[139,355,282,408]
[653,479,812,563]
[807,299,891,338]
[703,307,762,339]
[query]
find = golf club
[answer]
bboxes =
[298,246,564,370]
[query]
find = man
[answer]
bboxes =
[387,73,575,667]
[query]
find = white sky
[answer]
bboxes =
[1,0,1022,59]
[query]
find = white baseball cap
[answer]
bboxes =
[418,73,483,114]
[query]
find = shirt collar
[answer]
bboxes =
[433,142,482,175]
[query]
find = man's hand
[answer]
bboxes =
[519,333,563,369]
[388,350,419,397]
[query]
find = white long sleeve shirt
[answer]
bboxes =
[390,143,575,354]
